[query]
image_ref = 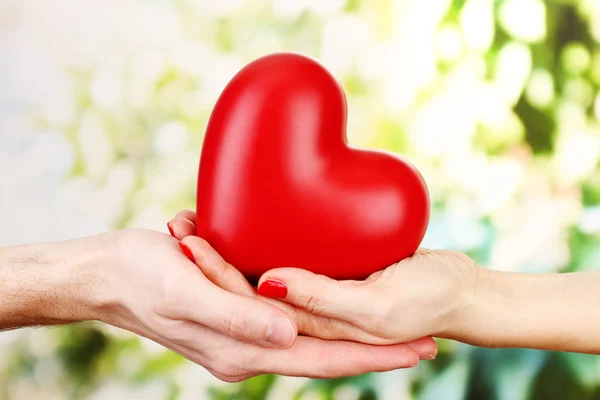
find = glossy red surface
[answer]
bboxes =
[196,53,430,281]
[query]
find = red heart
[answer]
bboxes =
[196,53,430,281]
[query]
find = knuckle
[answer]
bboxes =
[299,293,322,314]
[205,259,227,281]
[226,309,253,340]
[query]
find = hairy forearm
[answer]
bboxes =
[458,269,600,354]
[0,236,107,330]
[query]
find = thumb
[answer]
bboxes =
[174,243,299,349]
[180,277,300,349]
[257,268,374,325]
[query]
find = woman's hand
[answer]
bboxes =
[167,210,438,356]
[253,249,480,345]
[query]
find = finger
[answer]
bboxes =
[180,236,255,297]
[254,336,420,378]
[259,295,387,342]
[168,216,197,240]
[163,324,421,380]
[179,238,378,343]
[258,268,373,324]
[175,209,197,222]
[178,238,396,345]
[173,267,298,349]
[404,336,438,360]
[260,296,438,359]
[176,239,426,352]
[136,321,258,383]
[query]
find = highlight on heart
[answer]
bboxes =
[2,1,599,399]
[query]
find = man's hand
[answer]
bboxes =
[0,227,436,382]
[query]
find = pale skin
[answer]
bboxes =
[0,217,436,383]
[171,210,600,355]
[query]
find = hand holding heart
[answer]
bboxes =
[257,250,480,345]
[169,211,472,348]
[167,53,600,362]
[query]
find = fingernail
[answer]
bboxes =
[266,316,295,348]
[258,279,287,298]
[178,242,195,262]
[167,222,175,237]
[421,353,436,360]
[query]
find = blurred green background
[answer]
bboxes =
[1,0,600,398]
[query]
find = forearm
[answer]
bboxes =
[457,269,600,353]
[0,236,108,330]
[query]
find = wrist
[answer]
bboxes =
[83,229,152,331]
[0,234,114,328]
[432,253,486,342]
[451,268,532,348]
[446,266,494,345]
[66,231,124,323]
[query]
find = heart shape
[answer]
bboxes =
[196,53,430,281]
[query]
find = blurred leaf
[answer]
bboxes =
[493,349,547,400]
[530,353,586,400]
[582,169,600,206]
[56,325,110,397]
[344,0,364,13]
[563,353,600,389]
[514,95,556,154]
[209,374,277,400]
[418,356,470,400]
[134,350,186,382]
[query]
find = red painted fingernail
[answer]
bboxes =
[167,222,175,237]
[178,242,195,263]
[258,279,287,298]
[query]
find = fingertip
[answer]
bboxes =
[257,267,311,289]
[169,216,197,240]
[257,270,279,288]
[180,236,217,266]
[178,241,196,263]
[175,209,197,221]
[257,279,288,299]
[406,337,438,360]
[383,344,420,369]
[266,316,297,348]
[333,341,420,375]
